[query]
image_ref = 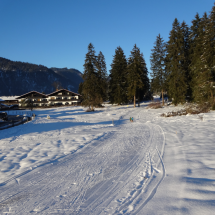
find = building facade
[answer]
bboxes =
[16,89,82,107]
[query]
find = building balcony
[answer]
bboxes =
[49,98,80,102]
[31,101,48,103]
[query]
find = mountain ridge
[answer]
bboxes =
[0,57,83,96]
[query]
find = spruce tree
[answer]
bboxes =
[96,51,108,102]
[199,5,215,105]
[150,34,166,105]
[109,46,128,105]
[165,18,188,105]
[190,12,212,104]
[189,13,202,101]
[181,21,191,100]
[78,82,83,95]
[82,43,101,110]
[127,44,148,107]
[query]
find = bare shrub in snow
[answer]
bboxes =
[185,103,210,114]
[85,108,94,112]
[161,103,210,117]
[148,101,162,109]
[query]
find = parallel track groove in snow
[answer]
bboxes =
[0,107,165,214]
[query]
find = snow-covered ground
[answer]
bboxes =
[0,101,214,214]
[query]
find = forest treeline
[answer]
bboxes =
[0,57,52,72]
[151,3,215,107]
[79,44,149,109]
[80,3,215,109]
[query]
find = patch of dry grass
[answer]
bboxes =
[161,103,210,117]
[147,101,162,109]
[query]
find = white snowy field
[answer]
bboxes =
[0,101,214,214]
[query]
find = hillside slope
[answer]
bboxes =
[0,57,83,96]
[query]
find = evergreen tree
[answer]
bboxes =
[199,5,215,105]
[181,21,191,100]
[96,51,108,102]
[78,82,83,95]
[127,44,149,107]
[109,46,128,104]
[165,18,188,105]
[190,12,212,104]
[82,43,101,110]
[189,13,202,101]
[150,34,166,105]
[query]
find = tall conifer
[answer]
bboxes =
[150,34,166,105]
[190,13,212,103]
[189,13,202,101]
[96,51,108,102]
[181,21,191,100]
[82,43,101,110]
[127,44,148,107]
[166,18,188,105]
[109,47,128,104]
[199,5,215,104]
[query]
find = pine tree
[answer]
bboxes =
[189,13,202,101]
[96,51,108,102]
[82,43,101,110]
[78,82,83,95]
[109,46,128,105]
[199,5,215,105]
[165,18,188,105]
[190,12,212,104]
[181,21,191,100]
[127,44,149,107]
[150,34,166,105]
[138,58,150,103]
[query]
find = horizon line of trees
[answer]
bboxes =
[80,3,215,109]
[151,3,215,108]
[79,43,150,109]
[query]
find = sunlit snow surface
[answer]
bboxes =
[0,102,215,214]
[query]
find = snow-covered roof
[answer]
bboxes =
[47,89,81,96]
[16,91,47,99]
[0,96,18,101]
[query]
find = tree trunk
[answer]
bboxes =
[162,89,164,106]
[134,94,136,108]
[91,105,94,111]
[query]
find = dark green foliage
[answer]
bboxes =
[78,82,83,95]
[150,34,166,104]
[190,13,209,103]
[198,6,215,104]
[96,51,108,102]
[165,18,189,105]
[82,43,100,110]
[190,8,215,105]
[154,2,215,108]
[82,44,108,109]
[127,44,149,107]
[181,21,191,100]
[109,47,128,104]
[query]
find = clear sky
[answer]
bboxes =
[0,0,214,75]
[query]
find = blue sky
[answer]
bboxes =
[0,0,214,76]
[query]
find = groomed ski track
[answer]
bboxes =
[0,108,166,214]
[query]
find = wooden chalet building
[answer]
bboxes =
[16,91,48,107]
[16,89,82,107]
[0,96,19,105]
[47,89,81,106]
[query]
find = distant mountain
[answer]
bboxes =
[0,57,83,96]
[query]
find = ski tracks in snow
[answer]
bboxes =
[0,109,166,214]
